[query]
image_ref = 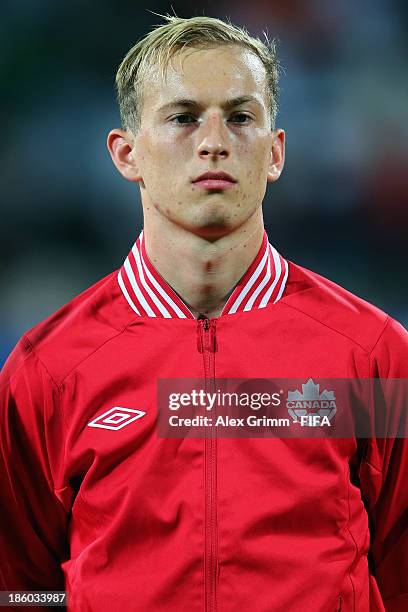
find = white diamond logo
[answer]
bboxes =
[88,407,146,430]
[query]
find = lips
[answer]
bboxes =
[192,171,237,190]
[193,171,236,183]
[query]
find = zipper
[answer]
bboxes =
[197,316,218,612]
[336,594,342,611]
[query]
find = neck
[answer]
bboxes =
[142,208,265,319]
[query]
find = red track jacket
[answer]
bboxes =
[1,230,407,611]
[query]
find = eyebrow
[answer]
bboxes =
[158,95,261,113]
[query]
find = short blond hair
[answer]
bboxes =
[115,14,281,132]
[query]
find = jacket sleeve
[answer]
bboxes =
[0,336,70,597]
[359,317,408,612]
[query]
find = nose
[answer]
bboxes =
[197,113,229,160]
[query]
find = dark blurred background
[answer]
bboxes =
[1,0,407,366]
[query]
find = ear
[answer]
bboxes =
[106,128,142,183]
[267,129,285,183]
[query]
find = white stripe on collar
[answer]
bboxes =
[118,229,288,319]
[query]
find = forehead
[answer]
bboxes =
[143,45,268,110]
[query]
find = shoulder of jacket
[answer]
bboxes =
[280,260,404,354]
[15,269,133,385]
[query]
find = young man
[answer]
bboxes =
[1,15,407,612]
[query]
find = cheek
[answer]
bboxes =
[141,130,182,170]
[242,156,269,188]
[150,140,190,180]
[238,137,271,176]
[235,144,271,206]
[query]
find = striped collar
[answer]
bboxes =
[118,230,288,319]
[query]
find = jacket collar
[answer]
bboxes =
[118,229,288,319]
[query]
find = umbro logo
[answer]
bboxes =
[88,407,146,430]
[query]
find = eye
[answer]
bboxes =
[171,113,197,125]
[169,112,253,126]
[230,113,252,124]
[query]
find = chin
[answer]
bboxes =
[188,217,240,240]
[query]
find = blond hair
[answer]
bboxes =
[115,14,280,132]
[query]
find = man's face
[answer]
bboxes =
[132,45,284,238]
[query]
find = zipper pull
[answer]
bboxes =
[209,320,217,352]
[196,317,217,353]
[196,317,207,353]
